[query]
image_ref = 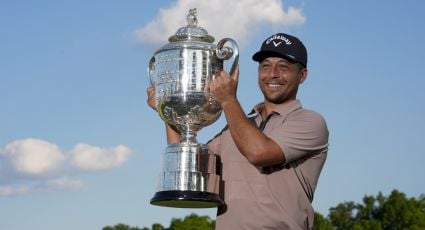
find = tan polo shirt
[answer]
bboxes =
[208,100,329,229]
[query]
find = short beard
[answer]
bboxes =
[261,86,299,104]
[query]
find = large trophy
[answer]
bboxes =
[148,9,239,208]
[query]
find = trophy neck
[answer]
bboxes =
[180,130,198,144]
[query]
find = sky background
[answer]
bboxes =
[1,0,424,229]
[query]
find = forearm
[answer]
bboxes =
[221,99,284,166]
[147,86,181,145]
[208,67,285,166]
[166,124,181,144]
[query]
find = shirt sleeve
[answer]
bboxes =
[268,109,329,164]
[207,131,223,156]
[207,124,229,156]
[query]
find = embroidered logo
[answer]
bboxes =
[266,34,292,46]
[272,41,282,47]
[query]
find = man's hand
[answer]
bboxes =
[209,66,239,108]
[146,85,157,111]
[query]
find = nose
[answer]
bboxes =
[270,64,279,78]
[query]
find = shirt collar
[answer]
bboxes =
[248,99,302,118]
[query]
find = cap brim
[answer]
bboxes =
[252,50,298,64]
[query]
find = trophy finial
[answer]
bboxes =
[169,8,214,42]
[187,8,198,26]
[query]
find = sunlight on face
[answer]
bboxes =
[258,57,307,105]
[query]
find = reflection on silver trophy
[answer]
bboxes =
[148,8,239,208]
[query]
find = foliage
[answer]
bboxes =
[103,213,214,230]
[168,213,215,230]
[315,189,425,230]
[104,189,425,230]
[314,212,333,230]
[102,223,147,230]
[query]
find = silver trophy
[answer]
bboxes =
[148,8,239,208]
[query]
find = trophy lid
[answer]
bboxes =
[168,8,215,43]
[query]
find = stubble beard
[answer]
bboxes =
[261,85,299,105]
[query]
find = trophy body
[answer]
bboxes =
[148,9,239,208]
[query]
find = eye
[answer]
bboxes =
[277,63,290,71]
[260,63,271,69]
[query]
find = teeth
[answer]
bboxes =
[268,83,281,87]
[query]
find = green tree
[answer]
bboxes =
[328,201,356,229]
[314,212,333,230]
[378,190,425,230]
[104,190,425,230]
[318,189,425,230]
[104,213,214,230]
[151,223,165,230]
[168,213,215,230]
[102,223,146,230]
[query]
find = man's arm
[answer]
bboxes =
[147,86,181,144]
[165,124,181,144]
[209,67,285,167]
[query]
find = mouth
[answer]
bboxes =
[266,83,284,88]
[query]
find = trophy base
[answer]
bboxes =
[151,190,223,208]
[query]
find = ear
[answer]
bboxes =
[299,68,308,84]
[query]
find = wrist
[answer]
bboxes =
[221,97,239,110]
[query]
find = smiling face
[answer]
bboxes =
[258,57,307,107]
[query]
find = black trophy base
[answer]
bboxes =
[151,190,223,208]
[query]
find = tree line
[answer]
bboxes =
[103,189,425,230]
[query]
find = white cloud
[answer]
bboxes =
[0,185,30,196]
[0,177,85,196]
[44,176,85,191]
[0,138,132,196]
[1,138,65,177]
[133,0,305,46]
[70,144,132,171]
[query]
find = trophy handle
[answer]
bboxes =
[216,38,239,76]
[148,56,155,86]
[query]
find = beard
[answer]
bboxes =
[260,84,299,104]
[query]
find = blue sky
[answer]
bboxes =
[1,0,424,229]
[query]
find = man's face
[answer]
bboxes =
[258,57,307,105]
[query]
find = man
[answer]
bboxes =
[148,32,329,229]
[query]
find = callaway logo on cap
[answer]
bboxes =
[252,33,308,67]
